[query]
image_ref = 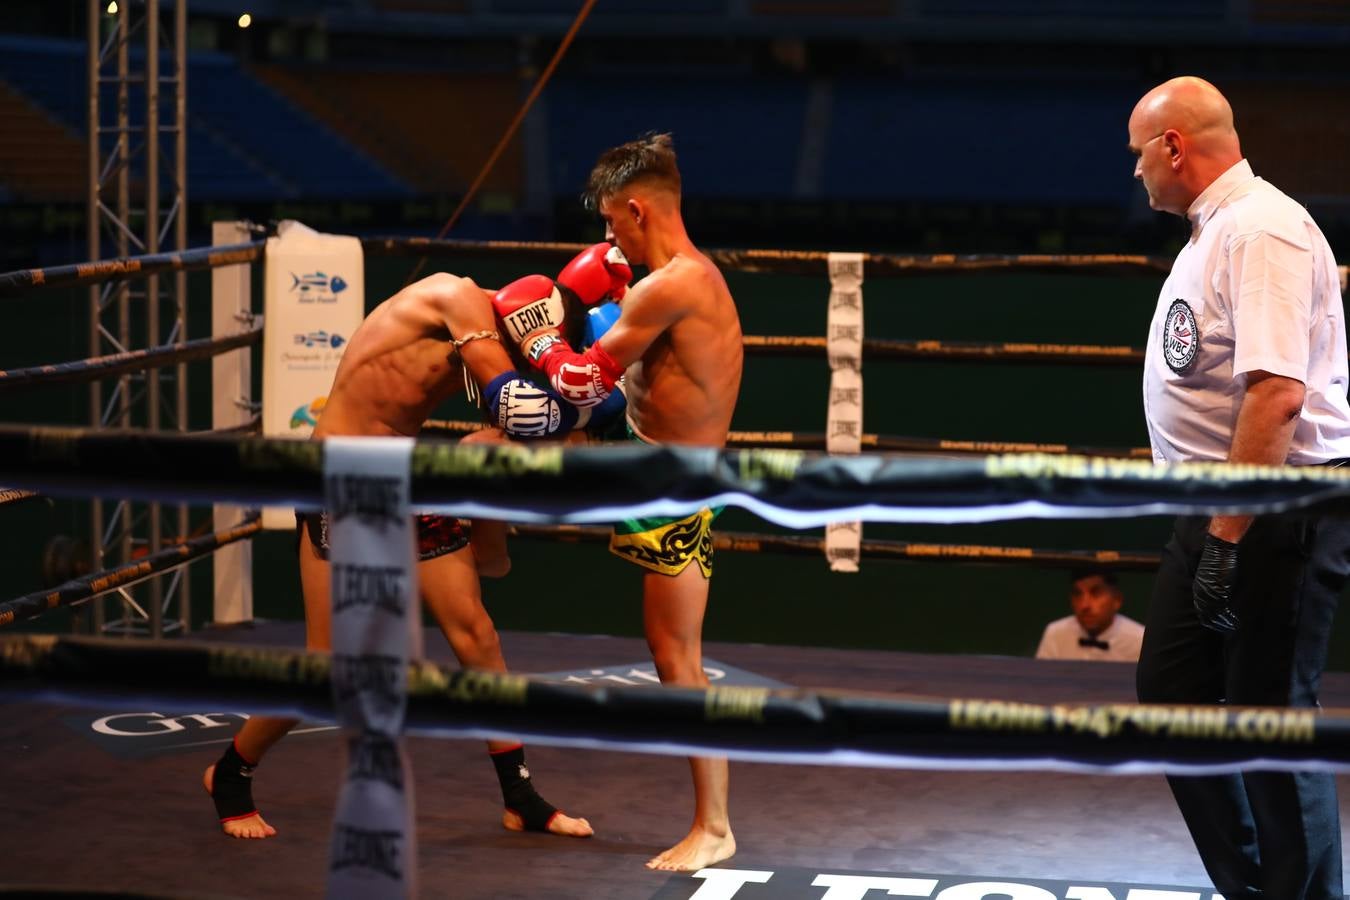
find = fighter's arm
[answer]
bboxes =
[413,272,587,438]
[494,274,682,407]
[409,272,516,389]
[587,277,683,370]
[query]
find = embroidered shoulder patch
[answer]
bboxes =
[1163,299,1199,374]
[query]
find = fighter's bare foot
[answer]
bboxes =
[502,809,594,837]
[645,826,736,871]
[203,763,277,839]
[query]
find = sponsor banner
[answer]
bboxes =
[262,219,363,529]
[530,659,788,690]
[826,251,864,572]
[649,866,1223,900]
[60,711,335,759]
[324,437,418,900]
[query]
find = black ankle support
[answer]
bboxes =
[211,741,258,823]
[490,745,558,832]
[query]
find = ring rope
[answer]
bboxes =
[508,523,1162,570]
[422,419,1153,459]
[0,487,42,508]
[0,634,1342,775]
[743,335,1145,365]
[367,238,1176,278]
[0,514,261,628]
[0,240,264,297]
[2,425,1348,527]
[7,238,1343,298]
[0,325,262,391]
[0,239,1181,298]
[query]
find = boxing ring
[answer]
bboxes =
[4,240,1350,899]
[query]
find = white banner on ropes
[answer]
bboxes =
[262,220,364,529]
[323,437,420,900]
[825,252,864,573]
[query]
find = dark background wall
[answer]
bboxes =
[3,0,1350,664]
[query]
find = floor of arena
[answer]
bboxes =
[4,624,1349,899]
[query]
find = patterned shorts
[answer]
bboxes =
[295,511,470,562]
[609,507,719,578]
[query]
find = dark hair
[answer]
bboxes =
[582,132,681,211]
[1069,566,1119,587]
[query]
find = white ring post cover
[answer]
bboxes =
[825,252,865,573]
[324,436,420,900]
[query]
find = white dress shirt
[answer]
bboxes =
[1142,159,1350,464]
[1036,614,1144,662]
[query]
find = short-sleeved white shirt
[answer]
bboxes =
[1035,614,1144,662]
[1142,159,1350,464]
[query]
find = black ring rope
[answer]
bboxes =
[0,238,1175,298]
[0,634,1343,774]
[743,334,1145,365]
[0,515,261,628]
[0,487,42,508]
[366,238,1176,279]
[421,418,1153,459]
[1,425,1348,527]
[0,325,262,392]
[0,241,264,297]
[508,523,1161,571]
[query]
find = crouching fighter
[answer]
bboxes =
[204,271,594,840]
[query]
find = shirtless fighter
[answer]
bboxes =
[492,132,744,871]
[203,267,614,840]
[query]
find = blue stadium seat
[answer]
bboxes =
[821,78,1139,206]
[546,75,806,199]
[0,35,408,200]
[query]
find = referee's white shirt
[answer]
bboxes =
[1143,159,1350,465]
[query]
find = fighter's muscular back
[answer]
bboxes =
[314,273,508,438]
[620,252,742,447]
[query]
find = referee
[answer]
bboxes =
[1130,76,1350,900]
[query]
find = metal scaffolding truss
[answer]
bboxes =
[86,0,190,638]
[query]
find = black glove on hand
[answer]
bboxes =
[1193,533,1240,633]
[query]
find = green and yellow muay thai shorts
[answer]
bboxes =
[608,425,721,578]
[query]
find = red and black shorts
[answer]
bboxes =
[295,511,470,562]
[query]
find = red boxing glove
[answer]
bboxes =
[538,339,625,408]
[557,243,632,305]
[492,274,566,363]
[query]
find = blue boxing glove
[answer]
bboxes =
[483,370,589,439]
[582,302,627,430]
[583,300,622,347]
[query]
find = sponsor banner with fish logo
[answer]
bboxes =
[262,220,364,528]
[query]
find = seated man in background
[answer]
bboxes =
[204,268,604,841]
[1035,567,1143,662]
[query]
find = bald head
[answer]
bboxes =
[1128,76,1244,215]
[1132,77,1240,155]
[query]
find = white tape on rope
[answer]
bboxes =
[826,252,865,573]
[324,437,419,900]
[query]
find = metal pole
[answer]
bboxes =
[146,0,163,639]
[175,0,190,633]
[85,0,104,635]
[116,2,133,632]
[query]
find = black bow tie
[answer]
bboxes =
[1079,637,1110,650]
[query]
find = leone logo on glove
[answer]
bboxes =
[495,380,562,437]
[504,297,561,344]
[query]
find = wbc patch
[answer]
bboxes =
[1163,298,1199,373]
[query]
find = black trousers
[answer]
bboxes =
[1137,512,1350,899]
